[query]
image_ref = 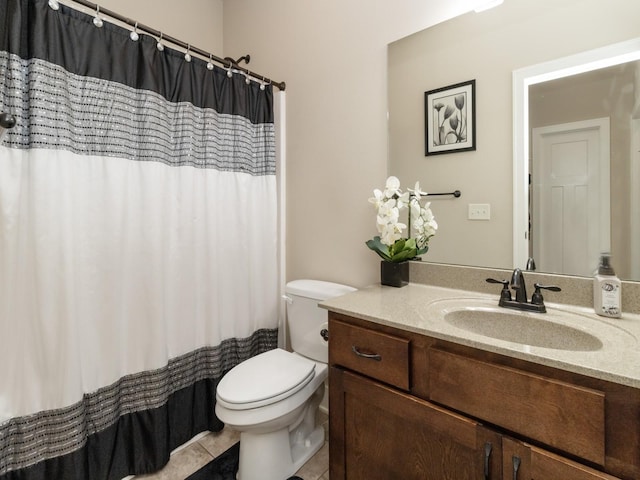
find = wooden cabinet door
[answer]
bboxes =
[329,366,502,480]
[502,437,622,480]
[429,348,606,466]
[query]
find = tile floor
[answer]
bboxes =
[133,411,329,480]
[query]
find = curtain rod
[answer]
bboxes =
[60,0,286,91]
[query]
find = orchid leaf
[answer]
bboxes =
[365,237,392,262]
[390,247,417,263]
[389,238,406,257]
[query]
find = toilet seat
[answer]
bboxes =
[216,349,316,410]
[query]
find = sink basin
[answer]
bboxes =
[444,308,603,351]
[426,298,636,352]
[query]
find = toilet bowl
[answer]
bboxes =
[214,280,356,480]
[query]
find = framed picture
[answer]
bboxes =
[424,79,476,156]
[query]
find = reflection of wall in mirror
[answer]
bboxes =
[388,0,640,279]
[529,63,638,279]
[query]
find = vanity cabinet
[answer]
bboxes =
[328,312,640,480]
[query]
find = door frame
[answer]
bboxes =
[631,119,640,279]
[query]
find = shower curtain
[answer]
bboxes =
[0,1,280,479]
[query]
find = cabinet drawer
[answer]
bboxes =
[329,319,410,390]
[429,348,605,466]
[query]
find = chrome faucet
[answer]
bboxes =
[486,268,561,313]
[525,257,536,271]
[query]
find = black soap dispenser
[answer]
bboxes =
[593,254,621,318]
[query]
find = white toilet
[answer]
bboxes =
[215,279,356,480]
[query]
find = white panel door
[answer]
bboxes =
[532,118,610,277]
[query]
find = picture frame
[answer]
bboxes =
[424,79,476,156]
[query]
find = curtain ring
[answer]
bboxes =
[184,44,192,63]
[93,5,104,28]
[48,0,60,10]
[207,55,214,71]
[156,32,164,51]
[226,64,233,78]
[129,22,139,41]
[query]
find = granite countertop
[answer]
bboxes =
[320,283,640,389]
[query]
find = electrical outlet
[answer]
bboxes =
[468,203,491,220]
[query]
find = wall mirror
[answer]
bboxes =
[388,0,640,281]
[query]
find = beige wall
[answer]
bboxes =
[389,0,640,271]
[222,0,481,289]
[65,0,223,55]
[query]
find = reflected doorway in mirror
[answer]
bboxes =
[531,118,611,277]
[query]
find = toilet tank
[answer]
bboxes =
[285,280,356,363]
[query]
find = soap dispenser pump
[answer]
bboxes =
[593,253,621,318]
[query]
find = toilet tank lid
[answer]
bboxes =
[285,280,356,300]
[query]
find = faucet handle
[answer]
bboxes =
[486,278,511,302]
[531,283,562,305]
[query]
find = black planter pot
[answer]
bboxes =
[380,261,409,288]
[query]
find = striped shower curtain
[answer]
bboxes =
[0,0,280,478]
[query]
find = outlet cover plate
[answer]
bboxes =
[468,203,491,220]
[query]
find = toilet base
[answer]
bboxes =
[235,384,326,480]
[237,424,324,480]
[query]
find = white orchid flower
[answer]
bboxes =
[368,188,385,209]
[395,191,411,210]
[422,207,436,224]
[380,224,395,244]
[421,213,438,236]
[383,176,402,198]
[377,199,398,221]
[408,181,427,201]
[409,199,421,220]
[380,221,406,246]
[380,230,399,246]
[377,214,398,232]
